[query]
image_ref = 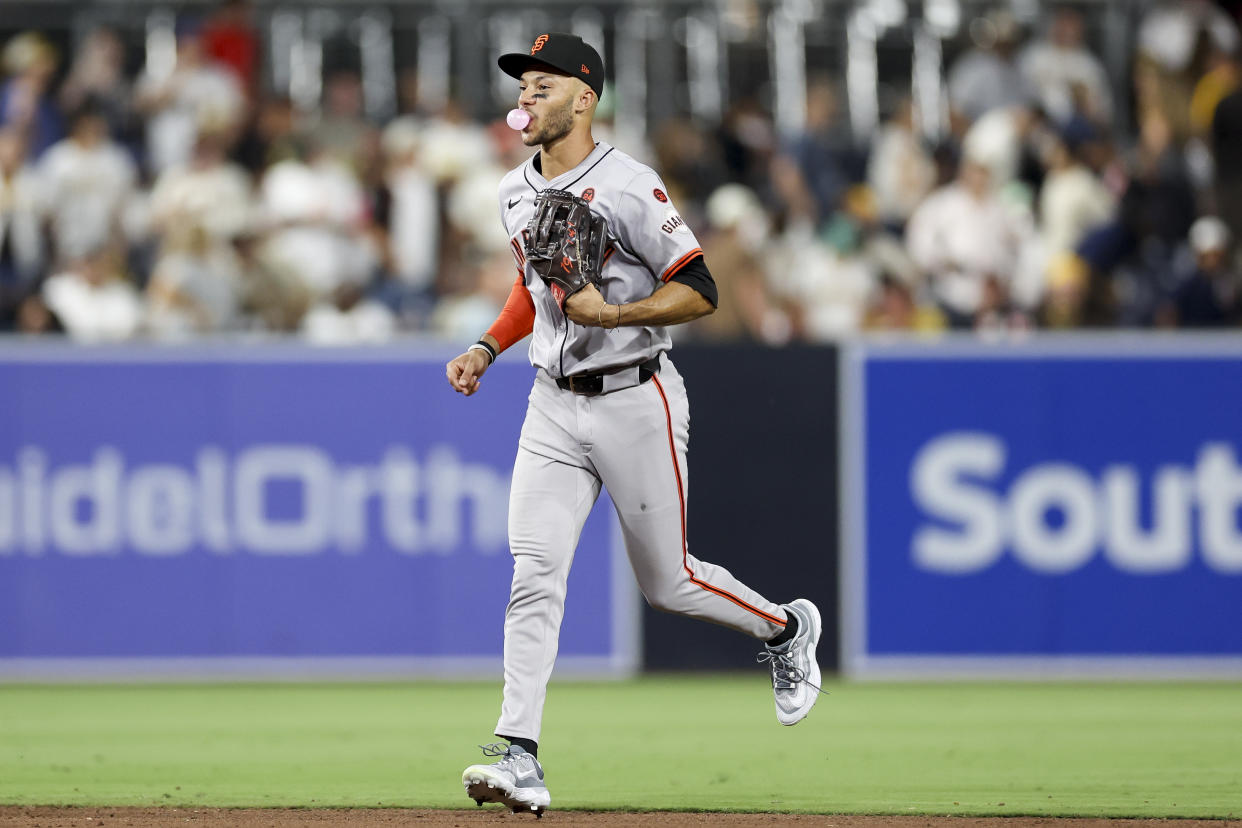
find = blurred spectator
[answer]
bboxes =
[948,9,1031,123]
[1069,108,1196,327]
[867,97,936,229]
[782,79,864,222]
[687,184,785,343]
[446,147,510,257]
[0,32,63,158]
[41,244,142,342]
[906,158,1035,328]
[259,137,375,300]
[0,128,45,328]
[301,282,396,344]
[1189,48,1239,138]
[377,117,439,300]
[417,98,497,185]
[1212,84,1242,241]
[232,94,300,176]
[767,186,881,340]
[1039,251,1093,329]
[1038,129,1115,260]
[1156,216,1240,327]
[768,152,818,228]
[134,18,245,175]
[202,0,260,95]
[39,101,138,262]
[231,229,310,332]
[960,106,1032,191]
[15,292,63,335]
[428,250,511,342]
[1018,6,1112,125]
[149,123,252,243]
[652,118,727,210]
[307,69,379,177]
[57,27,136,150]
[863,273,946,332]
[1136,0,1240,143]
[717,98,777,196]
[146,222,241,337]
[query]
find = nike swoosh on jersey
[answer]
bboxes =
[508,197,521,209]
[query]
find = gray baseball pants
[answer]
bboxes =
[496,355,787,741]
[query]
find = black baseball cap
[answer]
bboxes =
[498,33,604,100]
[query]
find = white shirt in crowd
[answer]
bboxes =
[1138,1,1239,72]
[261,157,375,298]
[146,248,242,337]
[39,137,137,260]
[867,123,936,224]
[386,164,439,291]
[136,65,244,175]
[1039,165,1115,257]
[948,50,1032,121]
[300,298,396,344]
[149,160,253,242]
[767,223,876,340]
[1018,40,1113,124]
[42,269,142,342]
[906,182,1035,315]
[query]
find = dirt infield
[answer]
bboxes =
[0,810,1236,827]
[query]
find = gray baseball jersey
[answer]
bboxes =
[498,141,702,376]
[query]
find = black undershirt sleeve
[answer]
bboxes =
[669,255,718,308]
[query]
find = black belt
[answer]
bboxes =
[556,356,661,394]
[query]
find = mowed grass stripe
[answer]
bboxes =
[0,679,1238,817]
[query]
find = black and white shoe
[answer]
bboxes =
[759,598,824,725]
[462,743,550,816]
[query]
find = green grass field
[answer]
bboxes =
[0,678,1239,817]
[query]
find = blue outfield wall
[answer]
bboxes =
[841,337,1242,678]
[8,336,1241,681]
[0,344,637,679]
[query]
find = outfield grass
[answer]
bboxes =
[0,678,1239,817]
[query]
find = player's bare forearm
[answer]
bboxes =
[565,281,713,328]
[617,282,714,326]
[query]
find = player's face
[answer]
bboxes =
[517,71,577,147]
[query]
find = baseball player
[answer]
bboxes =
[445,33,823,817]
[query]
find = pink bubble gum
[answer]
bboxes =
[507,108,531,130]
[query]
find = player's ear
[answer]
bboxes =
[575,83,596,115]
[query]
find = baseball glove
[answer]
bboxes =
[525,188,608,309]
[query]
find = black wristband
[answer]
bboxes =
[471,339,497,365]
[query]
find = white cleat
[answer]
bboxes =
[759,598,824,725]
[462,743,550,817]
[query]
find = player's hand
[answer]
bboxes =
[446,349,491,396]
[564,284,609,327]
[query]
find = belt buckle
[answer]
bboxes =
[567,374,602,394]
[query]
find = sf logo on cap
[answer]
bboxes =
[531,34,549,54]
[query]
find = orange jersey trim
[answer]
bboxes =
[651,375,787,628]
[660,248,703,283]
[486,271,535,352]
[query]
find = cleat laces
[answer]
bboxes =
[757,649,827,696]
[478,742,520,769]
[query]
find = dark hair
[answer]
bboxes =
[69,96,109,131]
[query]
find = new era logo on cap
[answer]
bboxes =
[499,33,605,99]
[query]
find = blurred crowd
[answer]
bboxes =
[2,0,1242,344]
